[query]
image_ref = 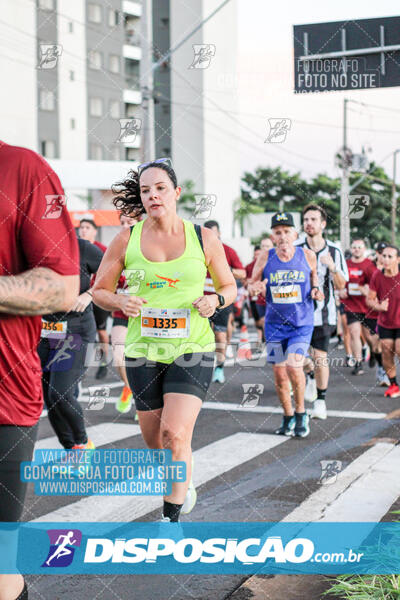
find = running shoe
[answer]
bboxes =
[376,365,390,387]
[304,375,317,402]
[95,362,108,380]
[351,361,364,376]
[294,412,310,438]
[71,439,95,451]
[384,384,400,398]
[181,457,197,515]
[212,366,225,384]
[310,399,327,420]
[116,386,132,414]
[274,415,295,436]
[345,355,355,368]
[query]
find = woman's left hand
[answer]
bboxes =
[71,291,92,312]
[192,295,219,318]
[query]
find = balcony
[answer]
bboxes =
[123,44,141,61]
[123,0,142,17]
[125,30,141,46]
[123,89,142,104]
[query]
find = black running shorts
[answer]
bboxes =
[209,304,232,333]
[310,325,336,353]
[93,304,110,330]
[125,352,215,411]
[378,325,400,340]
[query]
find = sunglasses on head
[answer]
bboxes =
[137,157,172,177]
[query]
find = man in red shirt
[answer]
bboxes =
[367,245,400,398]
[78,218,110,379]
[0,141,79,598]
[204,220,246,383]
[340,239,377,375]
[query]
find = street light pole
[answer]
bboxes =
[391,149,400,244]
[340,98,350,250]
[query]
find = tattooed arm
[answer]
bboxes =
[0,268,79,315]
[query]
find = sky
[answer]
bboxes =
[236,0,400,181]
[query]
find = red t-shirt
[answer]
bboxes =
[342,259,376,314]
[204,243,244,295]
[369,269,400,328]
[245,259,265,305]
[0,142,80,426]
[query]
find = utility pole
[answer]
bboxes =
[140,0,155,163]
[391,150,400,244]
[340,98,350,250]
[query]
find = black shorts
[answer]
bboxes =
[339,304,345,315]
[249,300,261,322]
[363,318,378,336]
[209,304,232,333]
[125,352,215,411]
[112,317,128,328]
[256,304,266,319]
[345,311,365,326]
[93,303,110,330]
[0,424,38,521]
[378,325,400,340]
[311,325,336,353]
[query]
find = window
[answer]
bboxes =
[38,0,54,10]
[89,97,103,117]
[68,21,74,33]
[88,50,102,70]
[109,55,120,74]
[88,3,102,24]
[69,70,75,81]
[41,140,56,158]
[70,118,76,129]
[110,100,120,119]
[39,89,55,111]
[108,9,119,27]
[126,148,139,161]
[162,103,170,115]
[160,17,169,28]
[90,144,103,160]
[125,103,137,118]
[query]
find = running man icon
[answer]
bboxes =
[43,530,82,567]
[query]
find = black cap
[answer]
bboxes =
[375,241,387,254]
[271,212,294,228]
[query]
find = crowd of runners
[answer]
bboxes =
[1,143,400,598]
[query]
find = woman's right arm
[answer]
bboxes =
[92,229,148,317]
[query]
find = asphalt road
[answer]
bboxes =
[23,327,400,599]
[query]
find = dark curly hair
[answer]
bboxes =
[112,161,178,217]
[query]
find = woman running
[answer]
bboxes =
[366,244,400,398]
[93,159,236,522]
[38,238,103,450]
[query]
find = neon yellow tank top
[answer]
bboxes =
[124,219,215,363]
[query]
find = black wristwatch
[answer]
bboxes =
[215,293,225,309]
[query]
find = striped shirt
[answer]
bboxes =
[295,238,348,326]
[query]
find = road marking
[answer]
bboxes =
[201,401,386,420]
[283,442,400,522]
[32,432,290,522]
[35,423,141,450]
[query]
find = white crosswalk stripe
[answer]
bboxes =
[32,432,290,522]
